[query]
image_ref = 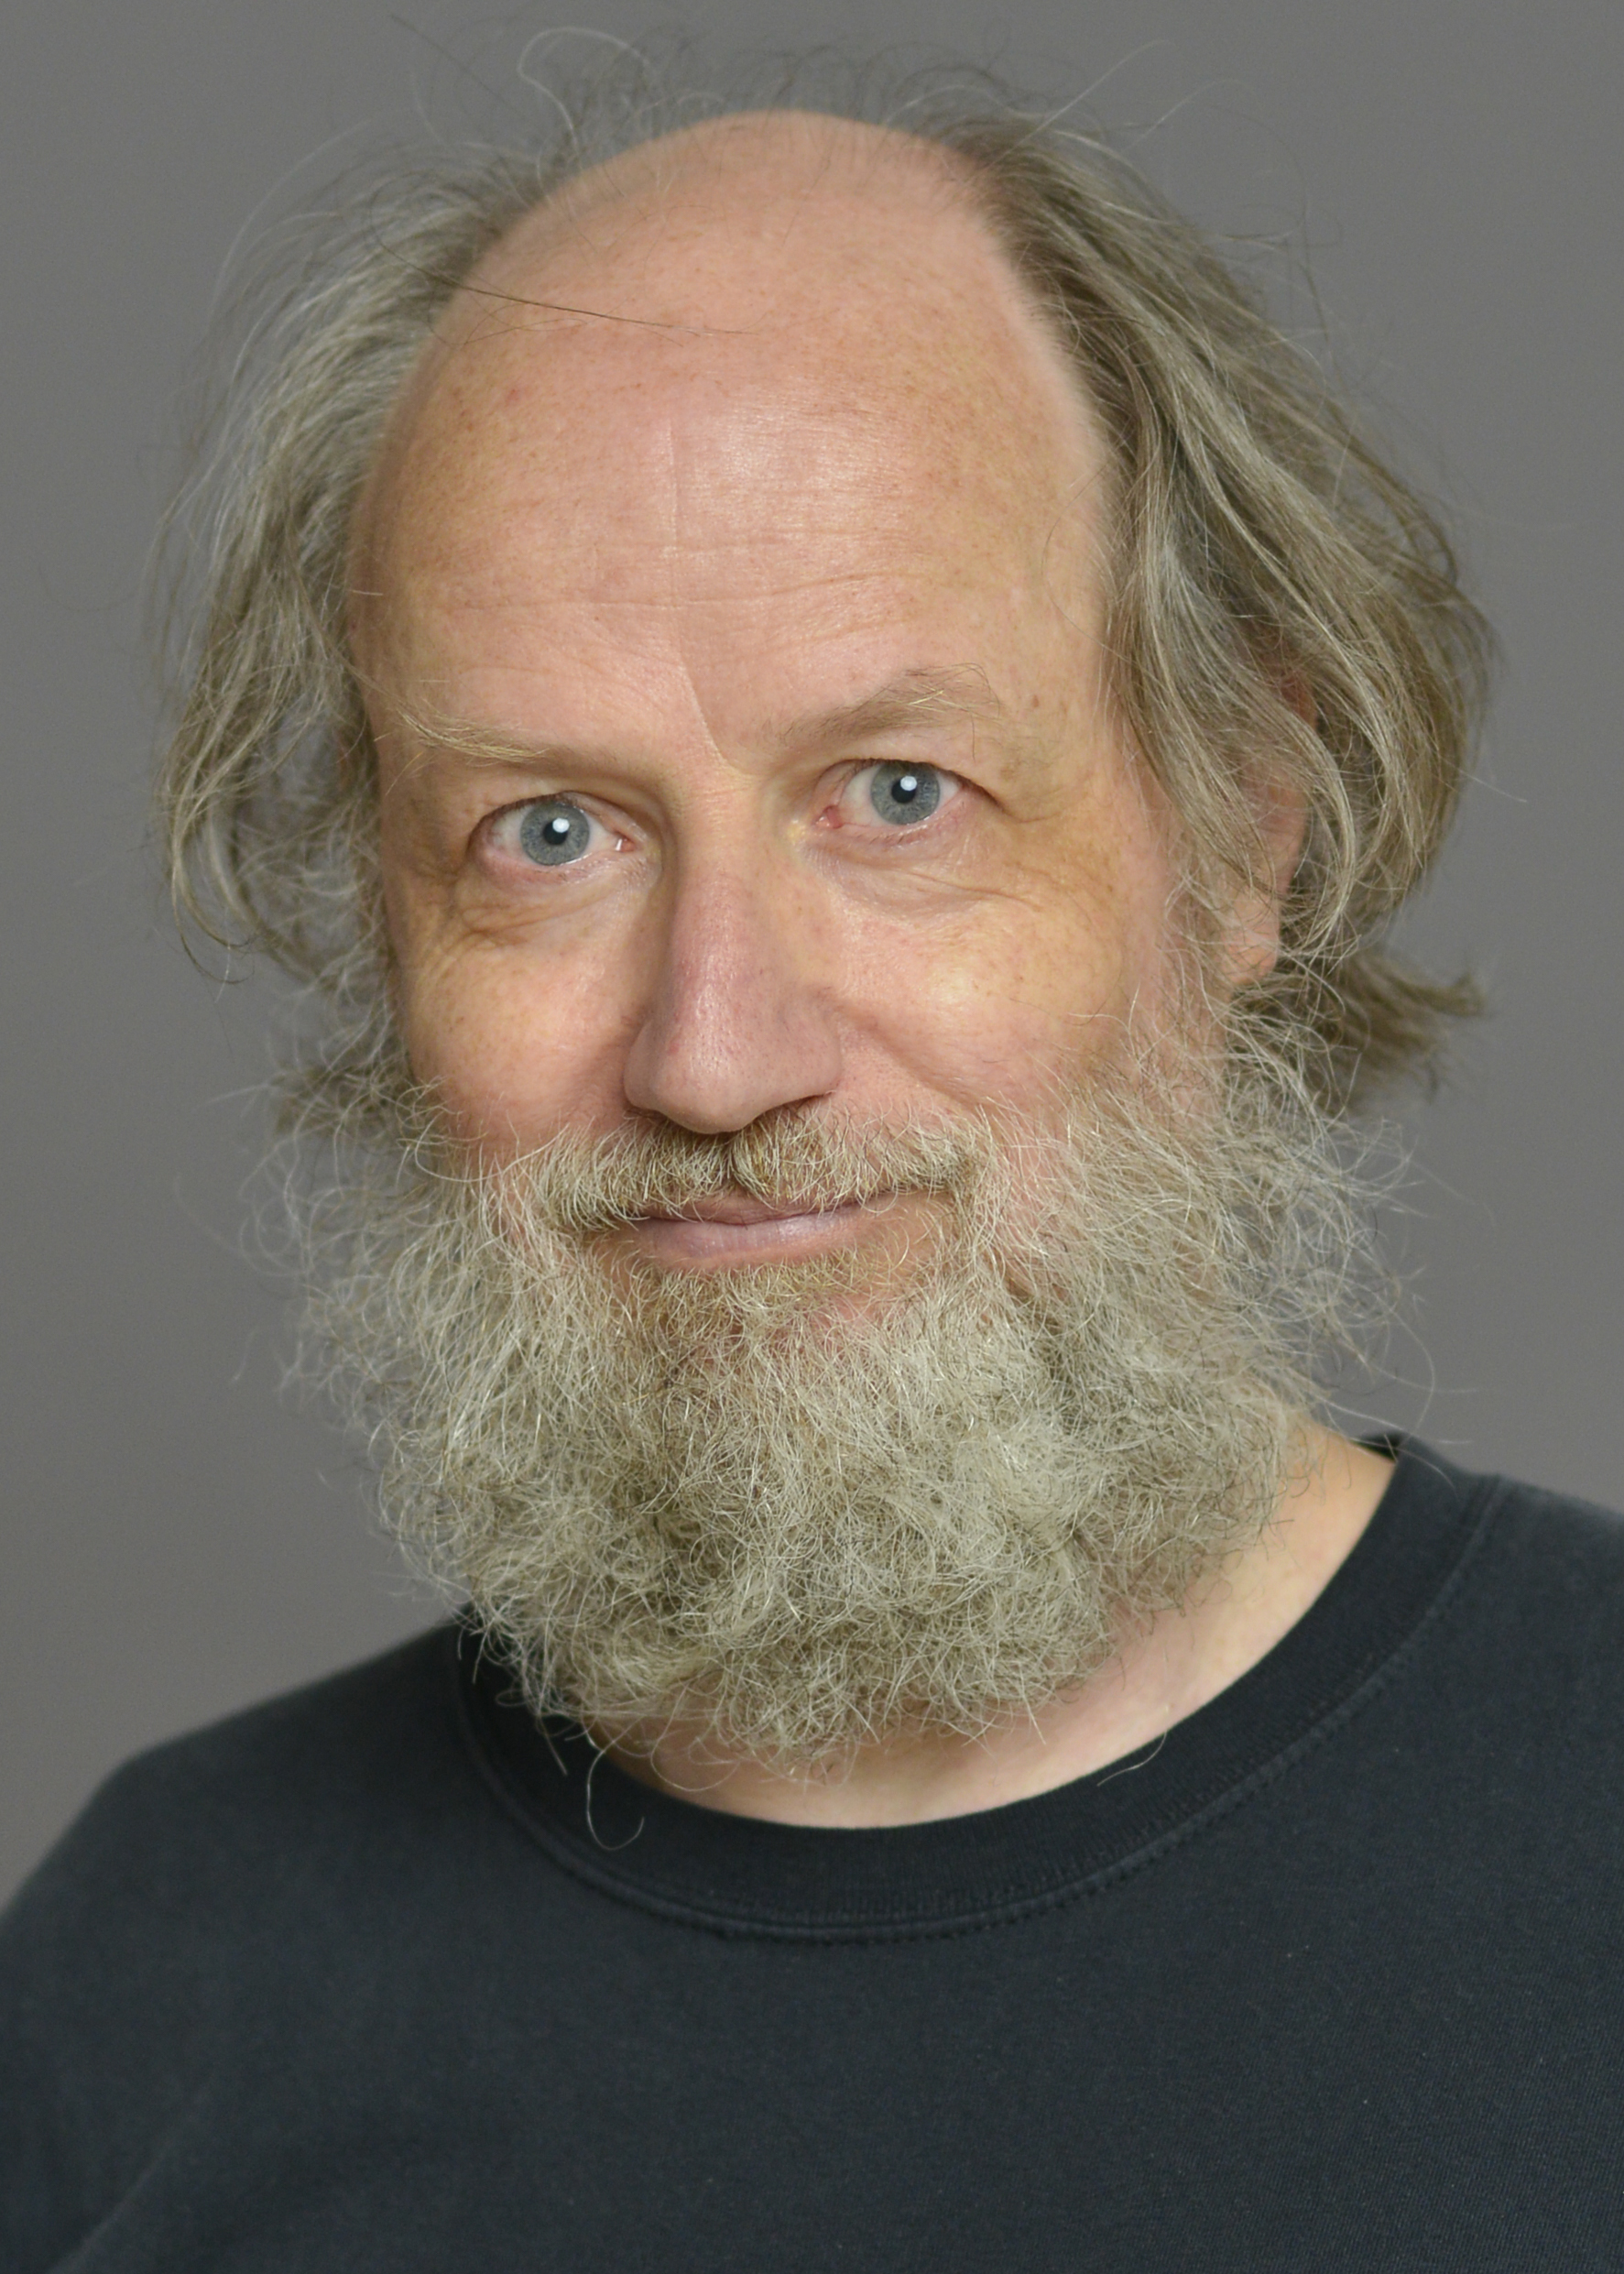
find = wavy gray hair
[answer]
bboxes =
[155,59,1490,1130]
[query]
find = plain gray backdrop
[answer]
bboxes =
[4,0,1620,1902]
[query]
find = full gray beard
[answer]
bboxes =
[296,1053,1373,1766]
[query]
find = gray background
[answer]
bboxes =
[3,0,1619,1903]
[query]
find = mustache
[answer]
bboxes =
[484,1111,996,1237]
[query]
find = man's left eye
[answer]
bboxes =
[845,761,959,828]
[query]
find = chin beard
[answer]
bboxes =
[292,1047,1379,1767]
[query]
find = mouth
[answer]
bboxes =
[624,1192,890,1267]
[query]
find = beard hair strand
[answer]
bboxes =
[289,1042,1384,1767]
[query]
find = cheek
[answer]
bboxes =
[852,832,1179,1107]
[861,918,1130,1105]
[391,928,638,1144]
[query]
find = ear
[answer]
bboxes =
[1224,768,1309,986]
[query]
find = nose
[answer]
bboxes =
[621,862,843,1135]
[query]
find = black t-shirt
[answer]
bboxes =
[6,1441,1624,2270]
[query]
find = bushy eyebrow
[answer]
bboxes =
[387,666,1022,778]
[385,705,567,774]
[776,668,1015,755]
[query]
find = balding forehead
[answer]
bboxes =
[351,108,1110,673]
[568,110,967,207]
[376,114,1096,479]
[469,110,978,296]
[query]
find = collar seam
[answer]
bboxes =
[447,1465,1508,1944]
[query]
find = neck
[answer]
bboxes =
[600,1427,1392,1828]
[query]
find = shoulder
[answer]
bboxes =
[0,1629,485,2268]
[1443,1453,1624,1637]
[1362,1448,1624,1821]
[0,1627,485,2077]
[1452,1456,1624,1696]
[32,1627,462,1881]
[4,1626,477,1954]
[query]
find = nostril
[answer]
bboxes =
[621,991,843,1135]
[620,880,842,1133]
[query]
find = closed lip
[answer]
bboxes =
[635,1195,869,1227]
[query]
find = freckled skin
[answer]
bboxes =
[355,116,1198,1192]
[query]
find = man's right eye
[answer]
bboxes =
[502,799,600,869]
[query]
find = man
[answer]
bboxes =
[5,82,1620,2269]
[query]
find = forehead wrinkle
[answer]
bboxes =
[367,150,1102,551]
[426,121,1091,475]
[356,122,1114,769]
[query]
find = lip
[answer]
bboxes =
[644,1195,861,1227]
[624,1196,877,1265]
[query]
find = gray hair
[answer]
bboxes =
[155,58,1491,1124]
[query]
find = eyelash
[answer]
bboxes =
[485,799,618,870]
[483,761,965,877]
[824,763,965,833]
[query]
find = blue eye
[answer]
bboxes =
[867,762,942,825]
[517,800,594,867]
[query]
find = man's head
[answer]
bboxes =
[354,113,1205,1189]
[157,81,1487,1762]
